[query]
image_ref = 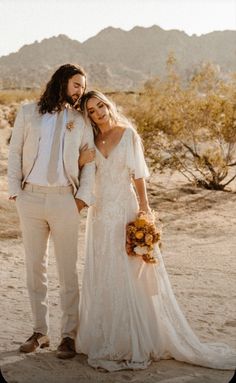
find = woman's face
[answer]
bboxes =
[86,97,110,125]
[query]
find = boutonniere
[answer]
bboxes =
[66,120,75,131]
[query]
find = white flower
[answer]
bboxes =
[134,246,149,256]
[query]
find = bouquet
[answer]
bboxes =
[126,211,161,264]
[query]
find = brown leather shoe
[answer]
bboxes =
[56,337,76,359]
[19,332,50,353]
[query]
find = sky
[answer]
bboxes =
[0,0,235,57]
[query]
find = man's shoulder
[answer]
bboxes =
[69,109,86,126]
[70,108,84,119]
[21,101,38,114]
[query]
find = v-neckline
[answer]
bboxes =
[95,128,127,160]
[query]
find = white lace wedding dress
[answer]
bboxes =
[76,127,236,371]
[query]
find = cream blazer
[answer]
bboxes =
[8,102,95,206]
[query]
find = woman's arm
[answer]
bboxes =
[133,178,152,214]
[78,144,95,169]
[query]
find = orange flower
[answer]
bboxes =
[66,120,75,131]
[143,253,157,264]
[135,231,144,239]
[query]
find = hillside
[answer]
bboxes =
[0,26,235,90]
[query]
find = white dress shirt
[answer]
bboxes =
[27,109,71,186]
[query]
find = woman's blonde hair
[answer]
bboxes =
[80,90,135,135]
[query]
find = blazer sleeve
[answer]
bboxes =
[7,105,25,196]
[75,122,95,206]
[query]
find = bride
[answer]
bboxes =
[75,90,236,372]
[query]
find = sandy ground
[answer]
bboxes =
[0,124,235,383]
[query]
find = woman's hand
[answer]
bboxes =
[78,144,95,169]
[139,201,156,222]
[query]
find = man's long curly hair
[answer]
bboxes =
[38,64,86,114]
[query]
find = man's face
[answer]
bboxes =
[66,73,86,106]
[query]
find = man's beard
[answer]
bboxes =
[65,95,79,107]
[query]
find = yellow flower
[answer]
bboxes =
[134,218,148,228]
[135,231,144,239]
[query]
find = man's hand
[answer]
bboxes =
[75,198,87,213]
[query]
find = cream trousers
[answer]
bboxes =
[16,183,80,339]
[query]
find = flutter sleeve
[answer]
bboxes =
[127,128,150,179]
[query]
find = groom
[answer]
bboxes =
[8,64,95,359]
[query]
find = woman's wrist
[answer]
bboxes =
[139,201,150,212]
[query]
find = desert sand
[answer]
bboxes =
[0,120,235,383]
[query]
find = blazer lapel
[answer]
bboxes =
[29,104,42,150]
[64,108,78,150]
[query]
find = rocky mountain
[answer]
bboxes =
[0,26,235,90]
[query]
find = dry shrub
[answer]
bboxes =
[120,58,236,191]
[0,89,40,105]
